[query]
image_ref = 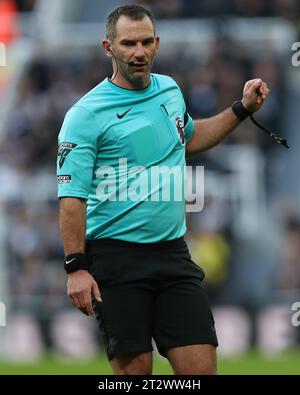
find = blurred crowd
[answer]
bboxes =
[139,0,300,20]
[0,0,300,351]
[13,0,300,17]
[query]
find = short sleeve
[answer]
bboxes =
[175,81,195,144]
[183,111,195,143]
[57,106,98,199]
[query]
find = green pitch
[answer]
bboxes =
[0,351,300,375]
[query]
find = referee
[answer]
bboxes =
[57,5,269,375]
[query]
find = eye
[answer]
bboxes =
[143,39,154,46]
[121,41,135,47]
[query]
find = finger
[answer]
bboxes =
[68,291,79,308]
[259,82,268,99]
[246,78,261,89]
[260,89,269,101]
[263,87,270,98]
[77,291,90,312]
[258,88,265,99]
[68,294,77,308]
[252,79,262,90]
[246,80,262,99]
[259,84,266,96]
[245,78,258,87]
[79,307,89,315]
[71,294,88,315]
[83,291,94,316]
[92,280,102,303]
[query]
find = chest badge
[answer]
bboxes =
[176,117,185,144]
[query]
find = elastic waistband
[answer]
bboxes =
[86,237,186,255]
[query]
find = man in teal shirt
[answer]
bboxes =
[57,73,194,242]
[58,5,269,375]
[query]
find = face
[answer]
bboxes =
[104,15,160,89]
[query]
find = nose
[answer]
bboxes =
[134,42,146,60]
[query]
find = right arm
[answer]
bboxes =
[59,197,86,255]
[59,197,101,315]
[57,106,101,315]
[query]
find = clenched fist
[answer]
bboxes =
[242,78,270,113]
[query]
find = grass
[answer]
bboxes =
[0,351,300,375]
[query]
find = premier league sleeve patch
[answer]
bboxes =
[176,117,186,144]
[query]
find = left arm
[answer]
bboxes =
[185,78,270,157]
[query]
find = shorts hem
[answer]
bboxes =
[156,339,218,358]
[107,344,154,361]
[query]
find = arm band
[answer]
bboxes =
[64,253,89,274]
[231,100,253,121]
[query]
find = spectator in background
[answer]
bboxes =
[278,217,300,290]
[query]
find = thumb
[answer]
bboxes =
[92,280,102,302]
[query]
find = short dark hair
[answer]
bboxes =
[106,5,156,42]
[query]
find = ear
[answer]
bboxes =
[154,36,160,55]
[102,39,112,58]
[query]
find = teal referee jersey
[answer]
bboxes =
[57,73,195,243]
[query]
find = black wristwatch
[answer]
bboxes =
[231,100,253,121]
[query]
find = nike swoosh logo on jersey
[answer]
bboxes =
[65,257,76,265]
[117,108,133,119]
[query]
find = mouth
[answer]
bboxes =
[129,62,147,71]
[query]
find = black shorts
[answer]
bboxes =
[86,237,218,361]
